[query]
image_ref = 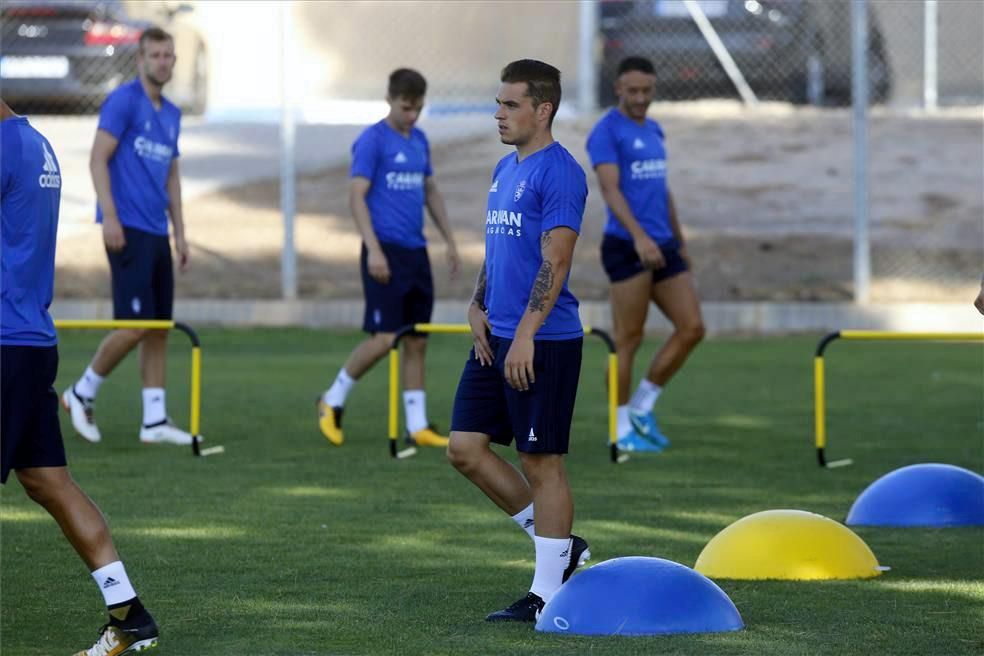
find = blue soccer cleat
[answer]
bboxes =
[629,410,671,449]
[616,429,664,453]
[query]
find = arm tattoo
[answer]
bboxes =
[528,261,554,312]
[472,263,487,310]
[528,230,556,313]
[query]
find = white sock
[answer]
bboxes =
[629,379,662,414]
[617,405,632,438]
[530,535,571,603]
[403,390,428,433]
[324,368,356,407]
[510,503,536,540]
[75,366,104,400]
[91,561,137,607]
[142,388,166,426]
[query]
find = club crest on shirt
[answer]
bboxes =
[144,120,151,132]
[513,180,527,202]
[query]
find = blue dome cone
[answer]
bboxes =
[536,557,744,636]
[847,463,984,527]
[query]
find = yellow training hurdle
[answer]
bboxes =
[388,323,622,463]
[813,330,984,468]
[53,320,207,456]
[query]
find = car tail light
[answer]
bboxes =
[84,21,141,46]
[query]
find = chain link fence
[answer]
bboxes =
[3,0,981,304]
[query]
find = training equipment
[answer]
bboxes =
[536,557,743,636]
[387,323,623,462]
[846,463,984,527]
[695,509,883,580]
[62,387,102,443]
[54,320,210,457]
[812,330,983,467]
[486,592,545,623]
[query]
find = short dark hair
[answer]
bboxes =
[139,26,173,54]
[500,59,562,125]
[388,68,427,100]
[617,56,655,77]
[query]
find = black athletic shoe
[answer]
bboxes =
[563,534,591,583]
[74,610,159,655]
[485,592,546,623]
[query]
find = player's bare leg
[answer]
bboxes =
[447,432,533,513]
[318,332,393,445]
[518,453,572,538]
[16,466,118,569]
[90,328,146,377]
[610,270,651,405]
[402,335,446,446]
[645,271,704,386]
[139,329,167,388]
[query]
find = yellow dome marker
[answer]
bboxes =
[694,509,883,580]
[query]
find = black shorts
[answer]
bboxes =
[107,226,174,320]
[601,234,688,284]
[1,345,67,484]
[361,242,434,334]
[450,336,583,455]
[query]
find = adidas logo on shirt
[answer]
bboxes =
[489,179,499,193]
[38,141,61,189]
[394,151,408,164]
[633,138,645,150]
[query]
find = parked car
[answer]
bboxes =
[598,0,891,106]
[0,0,207,114]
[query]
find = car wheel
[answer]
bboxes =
[189,45,208,115]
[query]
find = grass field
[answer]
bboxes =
[2,329,982,655]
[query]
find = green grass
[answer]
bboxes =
[2,330,982,655]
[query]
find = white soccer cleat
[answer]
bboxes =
[61,387,102,443]
[139,419,196,446]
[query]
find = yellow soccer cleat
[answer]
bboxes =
[317,399,344,446]
[408,426,449,448]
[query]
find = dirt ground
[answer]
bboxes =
[54,102,983,302]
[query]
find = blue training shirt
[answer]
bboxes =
[586,108,671,243]
[350,120,433,249]
[1,116,60,346]
[484,142,587,341]
[96,78,181,236]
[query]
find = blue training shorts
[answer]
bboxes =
[1,345,67,484]
[107,226,174,320]
[360,241,434,334]
[600,234,688,284]
[450,335,583,455]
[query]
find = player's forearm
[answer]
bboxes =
[600,185,647,241]
[167,177,185,239]
[89,158,119,221]
[471,261,487,310]
[425,186,456,248]
[349,191,382,252]
[667,190,684,245]
[514,230,575,340]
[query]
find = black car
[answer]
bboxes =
[598,0,891,105]
[0,0,207,114]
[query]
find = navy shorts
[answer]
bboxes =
[107,226,174,320]
[361,242,433,334]
[1,345,67,484]
[450,335,583,454]
[601,234,689,284]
